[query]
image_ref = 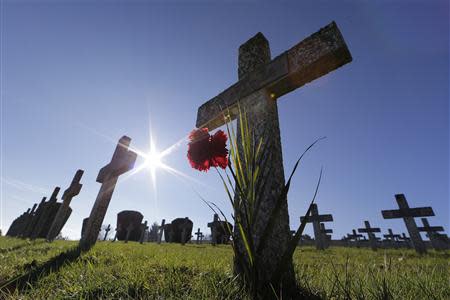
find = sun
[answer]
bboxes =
[145,149,163,171]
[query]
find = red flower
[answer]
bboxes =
[187,128,228,171]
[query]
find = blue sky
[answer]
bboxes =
[1,0,448,240]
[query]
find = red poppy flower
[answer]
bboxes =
[187,128,228,172]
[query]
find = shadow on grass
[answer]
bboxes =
[0,246,83,295]
[0,240,46,254]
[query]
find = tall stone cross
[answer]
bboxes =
[358,221,380,251]
[31,187,61,239]
[139,221,148,244]
[125,223,134,243]
[418,218,446,250]
[300,203,333,250]
[103,224,111,241]
[80,136,137,251]
[47,170,84,242]
[381,194,434,254]
[195,228,203,244]
[157,219,165,244]
[196,22,351,283]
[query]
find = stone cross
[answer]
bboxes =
[207,214,220,246]
[418,218,446,250]
[300,204,333,250]
[125,223,134,243]
[346,229,363,247]
[157,219,165,244]
[31,187,61,239]
[195,22,352,287]
[195,228,203,244]
[381,194,434,254]
[358,221,380,251]
[47,170,84,242]
[79,136,137,251]
[139,221,148,244]
[103,224,111,241]
[112,224,121,242]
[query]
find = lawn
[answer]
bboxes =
[0,236,448,299]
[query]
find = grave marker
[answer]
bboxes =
[47,170,84,241]
[79,136,137,251]
[195,22,352,288]
[31,187,61,239]
[195,228,203,244]
[358,221,380,251]
[320,223,333,249]
[207,214,219,246]
[300,204,333,250]
[157,219,165,244]
[139,221,148,244]
[103,224,111,241]
[418,218,447,251]
[381,194,434,254]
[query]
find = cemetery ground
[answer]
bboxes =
[0,237,448,299]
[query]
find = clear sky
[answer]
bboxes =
[0,0,448,241]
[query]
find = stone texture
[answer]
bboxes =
[47,170,84,241]
[79,136,137,251]
[157,219,165,244]
[382,194,433,254]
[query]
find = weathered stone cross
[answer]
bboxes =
[47,170,84,242]
[31,187,61,239]
[103,224,111,241]
[80,136,137,251]
[418,218,446,250]
[347,229,363,241]
[196,22,351,281]
[157,219,165,244]
[195,228,203,244]
[381,194,434,254]
[300,203,333,250]
[139,221,148,244]
[358,221,380,251]
[112,224,121,242]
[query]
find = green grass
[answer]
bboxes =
[0,236,448,299]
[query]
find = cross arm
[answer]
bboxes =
[381,207,434,219]
[196,21,352,130]
[300,214,333,223]
[418,226,444,232]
